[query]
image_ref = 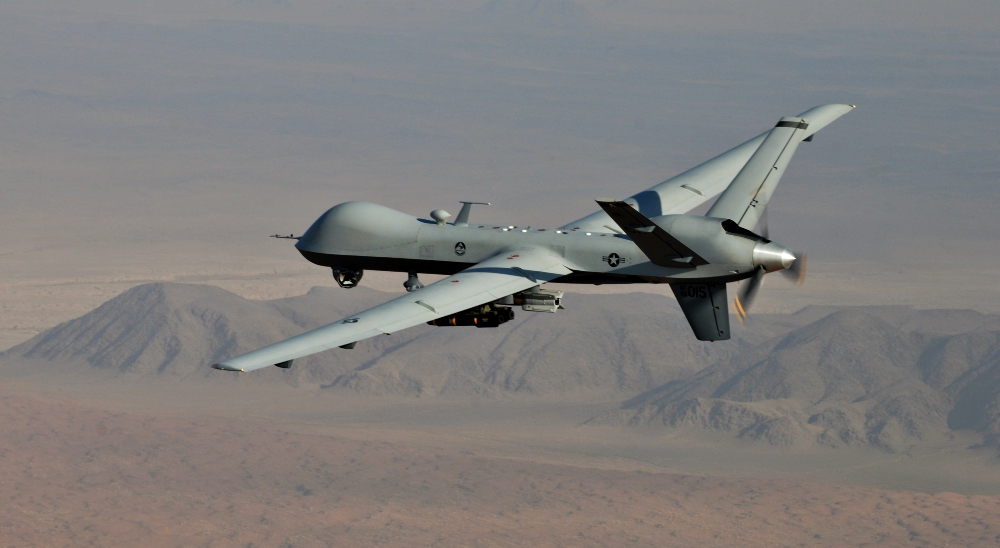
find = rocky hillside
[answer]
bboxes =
[4,282,735,396]
[4,283,372,387]
[10,282,1000,452]
[918,330,1000,445]
[594,309,1000,452]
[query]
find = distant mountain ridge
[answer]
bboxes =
[7,282,1000,452]
[594,309,1000,451]
[3,282,727,396]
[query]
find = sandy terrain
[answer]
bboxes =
[0,381,999,548]
[5,270,1000,547]
[3,5,1000,545]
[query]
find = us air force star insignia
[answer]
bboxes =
[454,242,466,256]
[605,253,622,267]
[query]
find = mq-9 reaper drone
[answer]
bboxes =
[213,104,854,373]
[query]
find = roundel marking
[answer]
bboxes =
[606,253,622,267]
[454,242,467,256]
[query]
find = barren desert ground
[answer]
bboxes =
[4,2,1000,545]
[2,379,1000,548]
[4,262,1000,547]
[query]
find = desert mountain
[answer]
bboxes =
[322,288,751,397]
[3,282,736,397]
[6,283,329,385]
[10,282,1000,452]
[917,330,1000,444]
[595,308,1000,452]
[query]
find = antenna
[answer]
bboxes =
[455,201,491,226]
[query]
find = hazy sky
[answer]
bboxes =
[1,1,998,308]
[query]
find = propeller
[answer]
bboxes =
[734,266,766,322]
[780,252,808,285]
[733,209,808,322]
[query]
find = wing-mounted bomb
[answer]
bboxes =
[512,287,564,312]
[494,287,565,312]
[428,287,565,328]
[428,303,515,328]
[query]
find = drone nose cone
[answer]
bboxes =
[296,201,421,254]
[752,241,796,273]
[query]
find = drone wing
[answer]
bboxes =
[706,116,810,230]
[560,104,855,231]
[212,248,571,372]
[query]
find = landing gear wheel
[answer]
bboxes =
[404,271,424,292]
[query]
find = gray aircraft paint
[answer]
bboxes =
[561,104,855,232]
[214,104,854,372]
[296,204,765,284]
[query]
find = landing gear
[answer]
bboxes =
[332,268,363,288]
[404,271,424,292]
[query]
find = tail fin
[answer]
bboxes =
[671,283,730,341]
[706,117,811,230]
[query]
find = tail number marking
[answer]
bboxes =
[677,285,708,299]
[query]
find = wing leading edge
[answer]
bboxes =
[560,104,855,231]
[212,248,572,372]
[705,116,809,230]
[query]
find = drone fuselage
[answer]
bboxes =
[212,105,852,370]
[294,201,769,286]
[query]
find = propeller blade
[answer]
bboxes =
[780,252,808,285]
[757,207,770,241]
[734,266,766,322]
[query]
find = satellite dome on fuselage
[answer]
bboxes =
[296,201,420,253]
